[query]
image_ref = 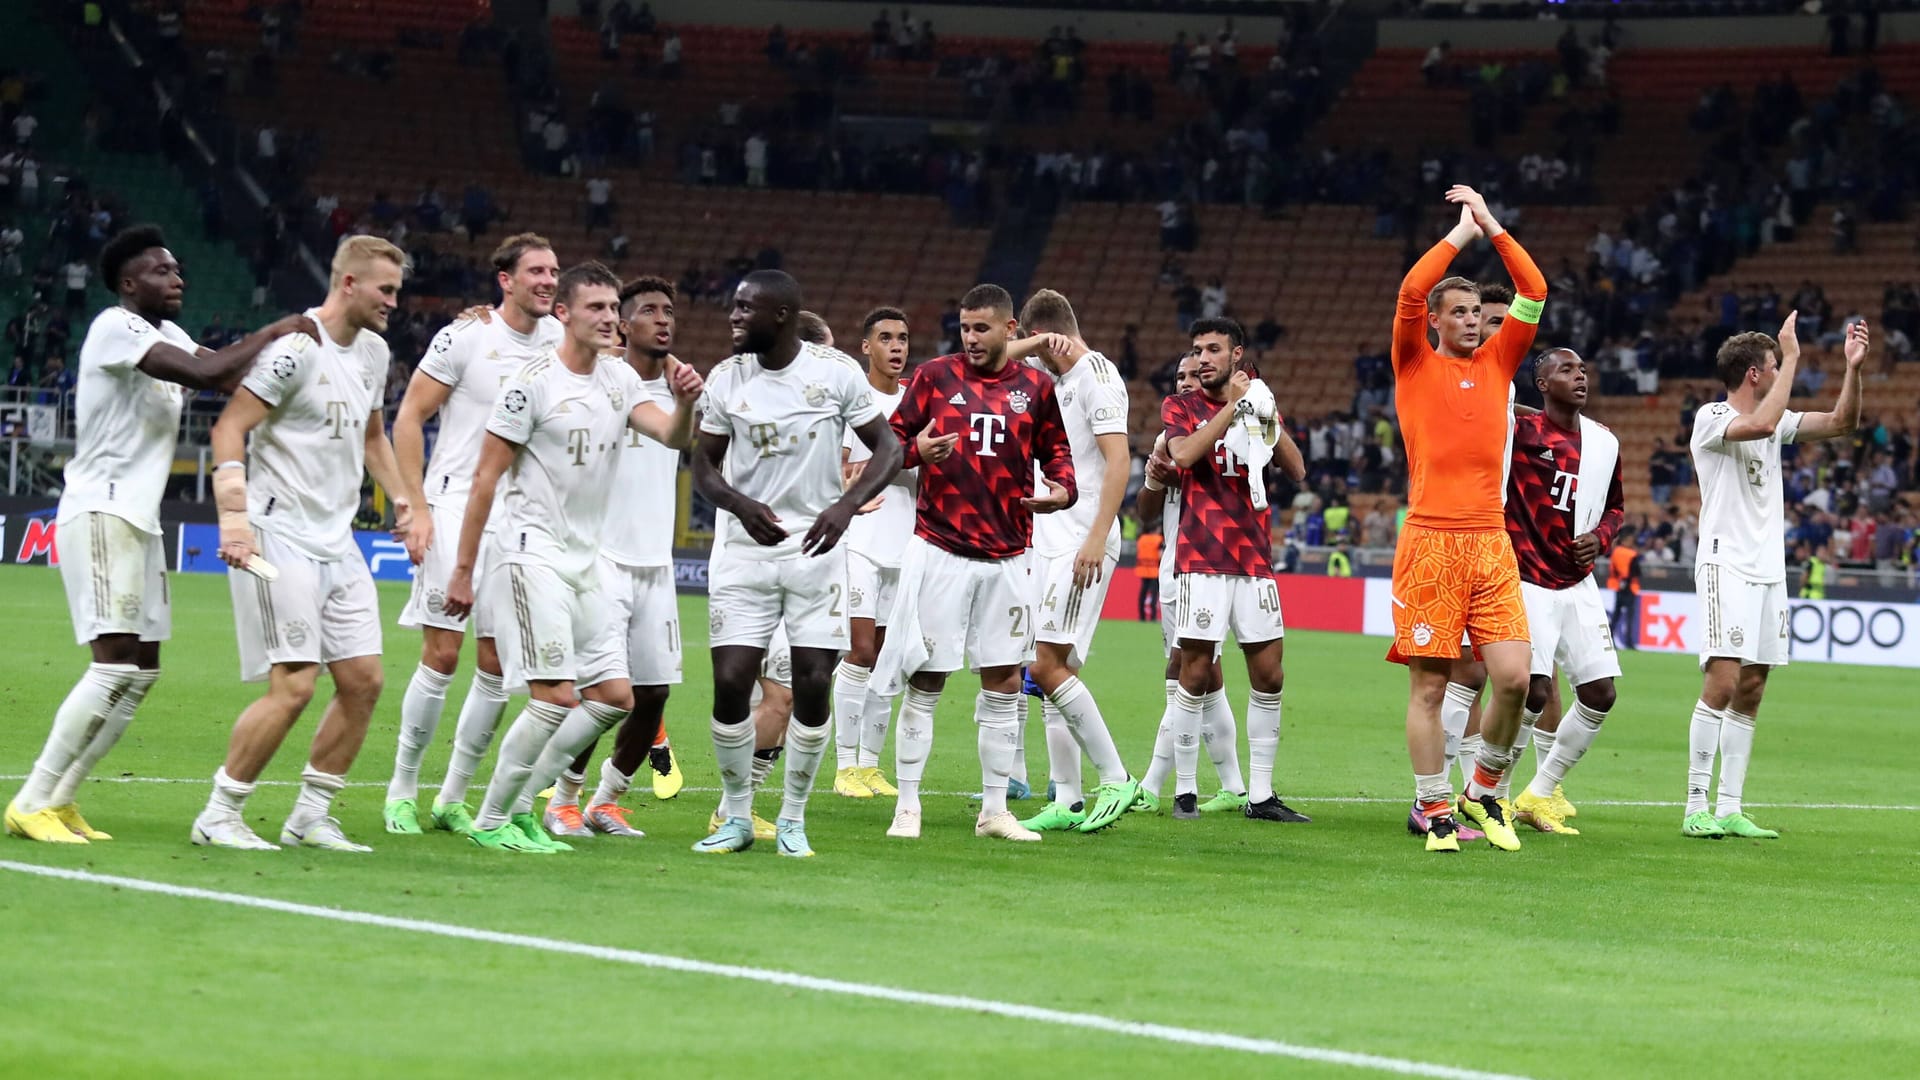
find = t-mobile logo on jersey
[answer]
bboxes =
[968,412,1007,456]
[1550,469,1577,511]
[1213,438,1244,477]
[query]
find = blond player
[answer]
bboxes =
[191,236,419,852]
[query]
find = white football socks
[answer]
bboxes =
[1440,681,1476,783]
[1041,699,1083,808]
[857,684,895,769]
[1245,688,1282,804]
[388,664,452,803]
[288,764,347,829]
[976,690,1021,816]
[51,666,158,807]
[831,661,870,771]
[474,698,569,831]
[710,716,757,820]
[1169,685,1204,796]
[1141,679,1179,796]
[1529,700,1603,798]
[892,686,938,816]
[1715,708,1757,818]
[779,718,831,822]
[1455,733,1484,793]
[1686,699,1723,816]
[1497,707,1541,802]
[591,757,634,807]
[437,668,508,807]
[17,662,138,813]
[1049,675,1128,789]
[205,766,255,817]
[1200,688,1245,794]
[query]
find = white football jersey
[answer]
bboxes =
[1691,401,1803,583]
[842,382,914,568]
[488,352,645,590]
[601,373,680,568]
[58,307,197,534]
[698,342,880,562]
[418,313,564,507]
[241,309,388,561]
[1160,484,1181,582]
[1032,351,1130,558]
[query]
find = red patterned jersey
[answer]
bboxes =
[1505,412,1625,589]
[892,353,1075,560]
[1162,391,1275,579]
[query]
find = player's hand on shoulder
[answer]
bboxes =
[737,499,789,546]
[455,305,494,325]
[1021,477,1072,514]
[274,313,322,344]
[1843,320,1870,368]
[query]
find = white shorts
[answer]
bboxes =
[1172,572,1285,646]
[398,500,494,637]
[601,558,682,687]
[708,549,848,651]
[58,511,171,645]
[230,529,381,683]
[1033,548,1118,669]
[1696,564,1790,669]
[760,624,792,688]
[1521,578,1621,687]
[488,561,625,692]
[846,549,899,629]
[898,537,1032,674]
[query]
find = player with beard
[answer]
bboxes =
[693,272,902,857]
[1159,318,1309,825]
[873,283,1076,842]
[1133,350,1248,815]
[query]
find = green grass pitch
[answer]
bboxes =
[1,564,1915,1077]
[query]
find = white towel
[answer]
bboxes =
[872,535,933,697]
[1574,415,1618,537]
[1222,380,1280,510]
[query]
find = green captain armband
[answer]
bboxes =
[1509,296,1544,325]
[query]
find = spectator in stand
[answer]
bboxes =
[12,108,38,148]
[743,131,769,188]
[414,182,445,232]
[1116,323,1140,379]
[1422,40,1450,87]
[1253,312,1284,357]
[661,28,682,77]
[60,257,88,311]
[1362,501,1392,548]
[584,174,614,229]
[1200,275,1228,319]
[460,183,495,237]
[1172,276,1200,333]
[201,314,231,351]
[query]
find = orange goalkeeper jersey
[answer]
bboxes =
[1391,232,1546,532]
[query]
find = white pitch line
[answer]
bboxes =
[0,860,1532,1080]
[2,775,1911,812]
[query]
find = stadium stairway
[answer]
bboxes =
[2,6,259,331]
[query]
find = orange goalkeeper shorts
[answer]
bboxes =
[1387,525,1529,663]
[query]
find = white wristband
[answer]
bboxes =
[215,460,246,472]
[1143,476,1164,493]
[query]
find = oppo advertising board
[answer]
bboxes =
[1359,578,1920,668]
[6,510,1915,668]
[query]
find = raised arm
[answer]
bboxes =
[1394,206,1480,373]
[442,433,513,619]
[209,388,274,568]
[1723,313,1802,442]
[1168,373,1247,468]
[142,313,319,392]
[1445,186,1547,377]
[1795,320,1868,442]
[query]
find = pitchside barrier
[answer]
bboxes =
[4,506,1916,669]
